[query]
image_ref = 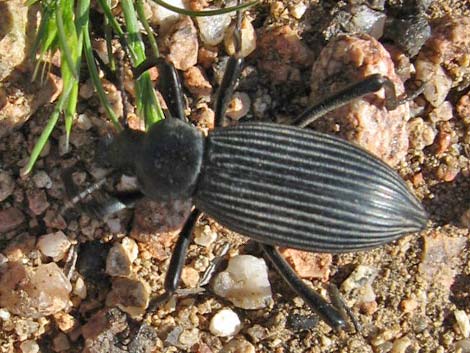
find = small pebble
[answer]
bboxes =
[0,171,15,201]
[213,255,272,310]
[0,308,11,321]
[415,60,453,107]
[178,328,199,347]
[106,241,136,277]
[289,2,307,19]
[226,92,251,120]
[455,310,470,338]
[73,276,87,299]
[455,339,470,353]
[37,231,71,261]
[147,0,185,31]
[209,308,242,337]
[341,265,378,307]
[225,17,256,58]
[27,189,49,215]
[429,101,453,123]
[0,262,72,318]
[106,277,150,317]
[53,312,77,333]
[75,113,92,130]
[196,11,231,46]
[165,17,198,71]
[32,170,52,189]
[181,267,200,288]
[220,338,255,353]
[280,248,331,280]
[391,336,412,353]
[52,332,70,351]
[20,340,40,353]
[183,66,212,97]
[0,207,25,233]
[400,298,418,313]
[194,225,217,247]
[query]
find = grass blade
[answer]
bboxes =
[150,0,258,16]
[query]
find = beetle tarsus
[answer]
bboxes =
[261,244,348,331]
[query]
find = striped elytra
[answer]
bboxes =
[194,123,427,253]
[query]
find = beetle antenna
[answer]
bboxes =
[295,74,427,128]
[327,284,361,333]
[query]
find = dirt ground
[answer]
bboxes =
[1,0,470,352]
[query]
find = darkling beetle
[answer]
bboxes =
[64,11,428,331]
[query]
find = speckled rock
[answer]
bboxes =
[183,66,212,97]
[196,11,231,46]
[309,33,410,166]
[279,248,332,281]
[257,25,313,83]
[225,17,257,58]
[0,0,28,81]
[0,171,15,201]
[220,338,255,353]
[419,230,467,289]
[417,16,470,91]
[0,262,71,318]
[106,238,138,277]
[164,16,198,71]
[106,277,150,317]
[27,189,49,215]
[37,231,71,261]
[0,207,24,233]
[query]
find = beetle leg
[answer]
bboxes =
[294,74,425,128]
[154,57,186,121]
[261,244,348,331]
[147,209,202,311]
[132,57,186,121]
[61,167,144,218]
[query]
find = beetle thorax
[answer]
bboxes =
[135,118,204,202]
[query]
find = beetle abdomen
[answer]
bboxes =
[194,123,427,253]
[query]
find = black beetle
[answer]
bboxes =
[64,17,427,331]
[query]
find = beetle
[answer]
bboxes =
[64,14,428,331]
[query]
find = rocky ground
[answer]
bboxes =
[1,0,470,352]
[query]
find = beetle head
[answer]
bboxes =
[136,118,204,202]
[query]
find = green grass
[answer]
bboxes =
[22,0,256,176]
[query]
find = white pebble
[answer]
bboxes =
[213,255,272,310]
[194,225,217,247]
[37,231,71,261]
[210,308,242,337]
[0,308,10,321]
[196,11,231,46]
[455,310,470,338]
[289,2,307,19]
[148,0,185,31]
[73,276,87,299]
